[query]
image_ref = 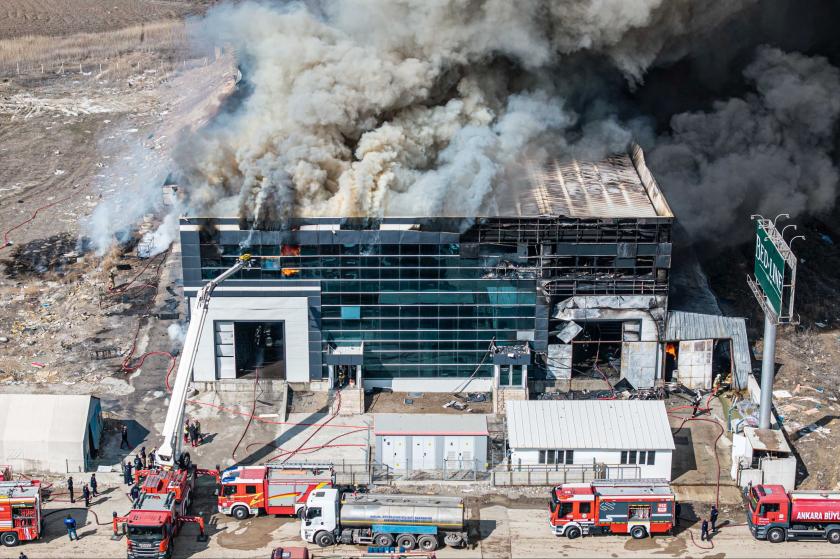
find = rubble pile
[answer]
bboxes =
[771,328,840,489]
[0,244,162,395]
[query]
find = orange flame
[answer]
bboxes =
[665,343,677,358]
[281,244,300,276]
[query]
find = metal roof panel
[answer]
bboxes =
[505,400,675,451]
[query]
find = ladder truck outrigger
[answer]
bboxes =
[114,254,252,558]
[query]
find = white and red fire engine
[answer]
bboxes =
[0,479,42,547]
[549,479,676,539]
[217,462,333,520]
[114,468,206,559]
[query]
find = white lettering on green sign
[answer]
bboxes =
[754,222,785,316]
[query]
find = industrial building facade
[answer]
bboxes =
[179,145,674,392]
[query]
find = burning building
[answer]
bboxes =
[178,144,673,393]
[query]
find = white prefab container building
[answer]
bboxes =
[0,394,103,474]
[506,400,675,480]
[374,414,489,472]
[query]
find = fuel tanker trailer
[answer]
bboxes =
[300,488,468,551]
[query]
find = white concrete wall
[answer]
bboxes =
[509,447,672,481]
[191,296,310,383]
[364,377,493,393]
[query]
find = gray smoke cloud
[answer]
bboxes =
[175,0,754,224]
[85,0,840,250]
[650,47,840,241]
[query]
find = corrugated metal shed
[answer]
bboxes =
[505,400,674,450]
[374,414,488,436]
[665,311,751,389]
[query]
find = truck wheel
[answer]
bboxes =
[373,533,394,547]
[417,535,438,551]
[232,506,250,521]
[1,532,19,547]
[565,526,581,540]
[767,528,786,543]
[396,533,416,550]
[315,531,335,547]
[630,526,648,539]
[828,529,840,544]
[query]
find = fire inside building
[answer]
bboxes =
[179,144,679,394]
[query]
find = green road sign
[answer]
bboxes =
[754,221,785,316]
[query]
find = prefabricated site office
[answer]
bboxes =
[374,413,489,471]
[505,400,675,480]
[179,145,674,392]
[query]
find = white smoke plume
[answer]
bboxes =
[175,0,754,224]
[650,47,840,241]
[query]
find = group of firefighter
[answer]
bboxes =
[59,419,209,542]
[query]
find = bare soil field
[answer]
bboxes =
[0,0,212,39]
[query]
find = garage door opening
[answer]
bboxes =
[234,321,286,379]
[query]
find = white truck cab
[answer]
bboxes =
[300,488,339,545]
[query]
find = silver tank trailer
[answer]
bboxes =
[339,493,464,531]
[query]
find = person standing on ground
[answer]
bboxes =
[692,393,703,417]
[140,446,147,469]
[130,483,140,502]
[64,514,78,541]
[193,420,202,445]
[123,461,133,485]
[133,454,143,473]
[700,518,710,541]
[148,448,156,469]
[82,483,91,508]
[90,473,98,497]
[183,419,191,444]
[710,505,719,532]
[120,424,130,450]
[674,502,682,527]
[188,422,198,448]
[67,476,75,503]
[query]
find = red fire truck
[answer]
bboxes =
[549,480,676,539]
[115,468,207,559]
[0,480,42,547]
[217,463,333,520]
[746,484,840,543]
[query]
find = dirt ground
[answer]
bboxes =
[0,0,212,38]
[3,472,838,559]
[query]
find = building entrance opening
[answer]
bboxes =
[334,364,354,388]
[664,342,679,383]
[568,321,622,387]
[712,339,733,384]
[234,321,285,379]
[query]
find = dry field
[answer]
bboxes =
[0,0,208,39]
